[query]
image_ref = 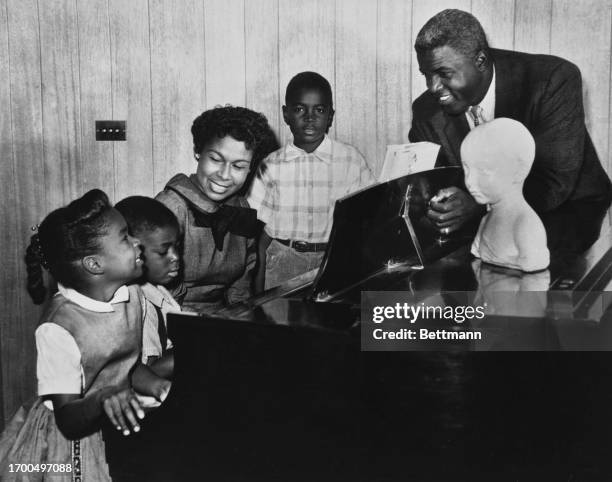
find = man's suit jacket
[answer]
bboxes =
[409,48,612,214]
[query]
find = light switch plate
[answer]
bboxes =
[96,120,126,141]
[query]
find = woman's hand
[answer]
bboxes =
[100,387,145,436]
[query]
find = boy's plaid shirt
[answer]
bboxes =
[247,135,375,243]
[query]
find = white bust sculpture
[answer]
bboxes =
[461,118,549,272]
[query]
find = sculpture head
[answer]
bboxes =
[460,118,535,205]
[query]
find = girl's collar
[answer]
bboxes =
[57,283,130,313]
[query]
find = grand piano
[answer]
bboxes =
[104,169,612,481]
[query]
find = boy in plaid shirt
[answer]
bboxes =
[248,71,374,290]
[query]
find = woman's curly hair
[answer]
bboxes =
[25,189,112,304]
[191,106,279,173]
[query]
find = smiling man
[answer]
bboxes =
[409,9,612,254]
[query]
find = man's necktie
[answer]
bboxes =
[470,105,484,127]
[153,305,168,355]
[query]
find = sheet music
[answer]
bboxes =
[378,141,440,182]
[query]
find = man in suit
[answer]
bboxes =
[409,9,612,253]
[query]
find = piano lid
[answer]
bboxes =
[309,167,475,302]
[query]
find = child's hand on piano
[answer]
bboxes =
[133,379,171,411]
[101,387,145,436]
[131,363,173,409]
[151,378,172,403]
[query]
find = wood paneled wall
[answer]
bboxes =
[1,0,612,426]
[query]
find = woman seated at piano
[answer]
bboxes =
[156,106,278,313]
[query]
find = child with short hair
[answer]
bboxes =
[248,71,375,289]
[115,196,182,370]
[0,189,170,481]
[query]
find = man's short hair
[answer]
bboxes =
[115,196,179,237]
[285,71,333,107]
[415,9,489,58]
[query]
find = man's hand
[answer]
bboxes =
[427,187,481,234]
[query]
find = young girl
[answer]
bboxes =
[0,189,170,481]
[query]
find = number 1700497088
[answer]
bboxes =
[9,463,72,473]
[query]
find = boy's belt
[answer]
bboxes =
[276,238,328,253]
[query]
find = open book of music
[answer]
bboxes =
[378,141,440,182]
